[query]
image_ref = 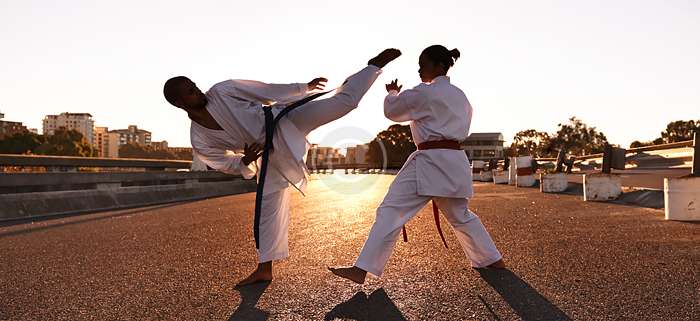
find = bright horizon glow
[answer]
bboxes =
[1,0,698,149]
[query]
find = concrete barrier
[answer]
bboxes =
[664,176,700,221]
[583,173,622,201]
[0,179,256,221]
[508,157,517,185]
[479,170,493,182]
[516,156,536,187]
[540,173,568,193]
[493,170,509,184]
[471,161,485,181]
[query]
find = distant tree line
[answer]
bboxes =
[0,128,191,160]
[364,117,698,166]
[508,117,609,158]
[629,120,699,148]
[118,143,192,160]
[0,128,95,157]
[507,118,698,158]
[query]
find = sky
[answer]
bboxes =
[1,0,698,149]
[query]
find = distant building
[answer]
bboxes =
[93,126,109,157]
[109,125,152,146]
[166,146,194,161]
[42,112,95,145]
[92,126,121,158]
[345,144,369,165]
[0,113,29,139]
[461,132,505,161]
[306,144,346,167]
[346,147,356,164]
[167,146,192,154]
[151,140,168,150]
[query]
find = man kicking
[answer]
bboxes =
[162,49,401,286]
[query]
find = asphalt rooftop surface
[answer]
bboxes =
[1,174,698,320]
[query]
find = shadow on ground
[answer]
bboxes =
[478,269,572,321]
[228,282,271,321]
[324,288,407,321]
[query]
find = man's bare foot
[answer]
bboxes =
[236,262,273,287]
[487,259,506,269]
[328,266,367,284]
[368,48,402,68]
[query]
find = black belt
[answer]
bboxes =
[254,90,333,249]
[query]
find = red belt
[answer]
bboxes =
[401,140,459,249]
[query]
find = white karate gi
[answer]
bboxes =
[191,65,382,263]
[355,76,502,276]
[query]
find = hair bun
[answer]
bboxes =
[450,48,461,60]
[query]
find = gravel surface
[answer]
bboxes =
[1,174,698,320]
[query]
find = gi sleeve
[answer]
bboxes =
[215,79,309,105]
[383,85,428,122]
[192,145,257,179]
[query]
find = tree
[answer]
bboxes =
[547,117,608,156]
[0,132,44,154]
[367,124,416,167]
[510,129,551,157]
[630,119,698,148]
[630,140,654,148]
[510,117,609,157]
[33,128,94,157]
[119,143,175,159]
[660,120,699,143]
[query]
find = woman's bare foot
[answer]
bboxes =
[328,266,367,284]
[487,259,506,269]
[368,48,402,68]
[236,262,273,287]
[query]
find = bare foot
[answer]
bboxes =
[368,48,402,68]
[487,259,506,269]
[236,262,273,287]
[328,266,367,284]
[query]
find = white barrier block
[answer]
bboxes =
[540,173,568,193]
[516,156,536,187]
[664,176,700,221]
[480,170,493,182]
[508,157,517,185]
[493,170,509,184]
[472,161,485,181]
[517,175,536,187]
[583,173,622,201]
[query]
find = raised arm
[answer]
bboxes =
[215,77,327,105]
[383,81,427,122]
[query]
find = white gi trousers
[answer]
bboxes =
[256,65,382,263]
[355,158,502,276]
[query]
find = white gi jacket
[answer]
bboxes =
[190,79,311,195]
[384,75,474,198]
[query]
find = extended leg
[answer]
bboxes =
[286,49,401,135]
[330,159,430,283]
[433,197,504,268]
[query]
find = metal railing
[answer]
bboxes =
[0,154,192,172]
[0,154,254,220]
[534,139,695,171]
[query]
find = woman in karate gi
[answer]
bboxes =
[163,49,401,286]
[330,45,505,284]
